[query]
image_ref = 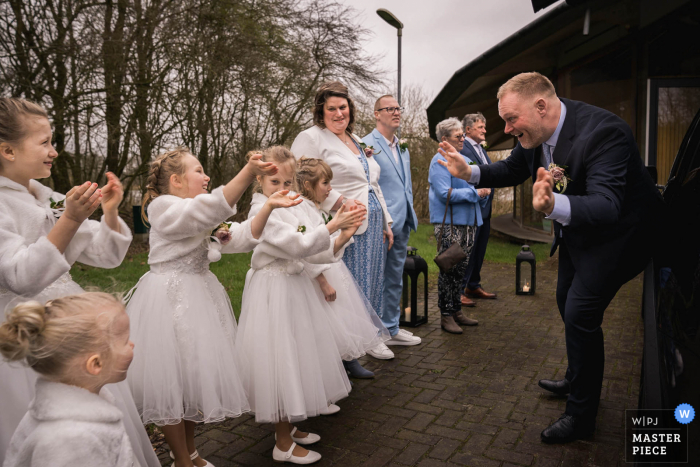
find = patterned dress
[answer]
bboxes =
[343,141,387,316]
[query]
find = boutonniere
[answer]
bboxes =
[480,141,489,150]
[321,213,333,225]
[206,222,233,262]
[297,225,306,233]
[359,142,380,158]
[399,139,409,152]
[548,163,572,193]
[467,161,476,165]
[49,197,66,219]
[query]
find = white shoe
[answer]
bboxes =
[275,426,321,445]
[319,403,340,415]
[170,449,215,466]
[272,442,322,464]
[386,329,421,346]
[366,342,395,360]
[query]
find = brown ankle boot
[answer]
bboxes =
[454,310,479,326]
[441,315,463,334]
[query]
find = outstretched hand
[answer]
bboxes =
[532,167,555,215]
[266,190,302,209]
[437,141,472,181]
[246,154,278,177]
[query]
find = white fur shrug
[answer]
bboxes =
[145,186,259,265]
[247,193,340,272]
[3,378,137,467]
[0,176,132,298]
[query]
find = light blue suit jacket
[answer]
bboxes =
[362,129,418,232]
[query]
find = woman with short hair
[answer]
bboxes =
[428,117,489,334]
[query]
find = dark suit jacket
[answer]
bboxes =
[477,98,664,291]
[461,141,494,219]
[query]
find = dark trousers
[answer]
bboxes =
[462,217,490,291]
[556,240,647,422]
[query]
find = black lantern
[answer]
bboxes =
[515,245,536,295]
[400,246,429,327]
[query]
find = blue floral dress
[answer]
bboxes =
[342,141,387,316]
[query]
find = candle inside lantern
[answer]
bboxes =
[522,283,530,292]
[404,307,411,321]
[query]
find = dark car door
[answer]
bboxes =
[638,107,700,464]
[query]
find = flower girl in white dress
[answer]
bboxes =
[236,146,366,465]
[295,158,390,373]
[1,293,137,467]
[125,147,300,467]
[0,97,159,467]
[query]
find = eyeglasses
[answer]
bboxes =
[452,134,466,140]
[377,106,404,114]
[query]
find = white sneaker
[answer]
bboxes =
[319,403,340,415]
[366,342,395,360]
[272,442,322,464]
[386,329,421,346]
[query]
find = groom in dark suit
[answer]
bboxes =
[438,72,664,443]
[459,113,497,306]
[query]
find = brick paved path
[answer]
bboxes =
[155,256,643,466]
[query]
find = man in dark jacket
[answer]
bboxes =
[438,72,664,443]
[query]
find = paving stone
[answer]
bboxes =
[155,261,643,466]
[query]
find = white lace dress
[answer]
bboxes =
[125,187,255,426]
[297,198,390,360]
[0,176,159,467]
[235,193,351,423]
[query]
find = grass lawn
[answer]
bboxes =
[70,224,551,318]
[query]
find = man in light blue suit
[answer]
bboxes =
[460,113,497,305]
[363,95,421,359]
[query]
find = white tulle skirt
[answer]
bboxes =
[309,262,390,360]
[236,261,351,424]
[125,265,250,426]
[0,273,160,467]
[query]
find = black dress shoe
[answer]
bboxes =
[541,414,594,444]
[538,378,570,396]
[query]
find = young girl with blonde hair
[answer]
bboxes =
[125,147,299,467]
[1,293,137,467]
[295,157,390,377]
[236,146,366,464]
[0,97,159,466]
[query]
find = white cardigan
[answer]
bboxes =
[290,125,393,235]
[146,186,259,265]
[0,176,132,298]
[4,378,137,467]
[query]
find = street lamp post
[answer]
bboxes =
[376,8,404,107]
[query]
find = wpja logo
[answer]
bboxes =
[625,405,693,463]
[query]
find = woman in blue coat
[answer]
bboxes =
[429,118,490,334]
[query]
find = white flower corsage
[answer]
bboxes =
[49,197,66,219]
[206,222,233,262]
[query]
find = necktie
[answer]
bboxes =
[542,143,553,168]
[478,145,488,164]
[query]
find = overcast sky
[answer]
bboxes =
[344,0,565,100]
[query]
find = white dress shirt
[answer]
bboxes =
[383,134,401,164]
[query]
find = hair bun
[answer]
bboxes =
[0,301,47,362]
